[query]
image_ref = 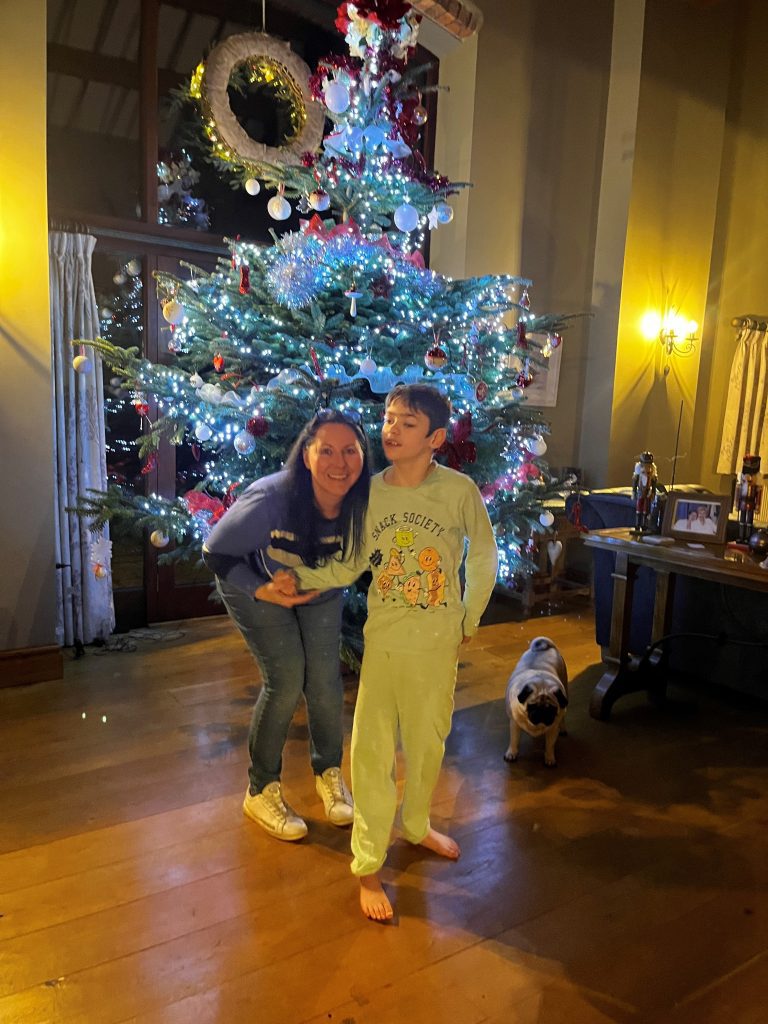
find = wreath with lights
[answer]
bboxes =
[190,32,325,174]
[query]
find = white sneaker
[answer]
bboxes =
[315,767,354,826]
[243,782,308,841]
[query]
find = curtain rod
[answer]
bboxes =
[48,218,229,257]
[732,315,768,331]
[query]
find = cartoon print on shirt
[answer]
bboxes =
[418,546,446,606]
[402,573,422,606]
[394,527,415,548]
[376,547,406,599]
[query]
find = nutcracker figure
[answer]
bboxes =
[632,451,658,533]
[735,453,762,543]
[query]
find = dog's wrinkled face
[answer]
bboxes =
[517,683,568,727]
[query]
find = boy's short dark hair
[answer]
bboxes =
[385,384,452,434]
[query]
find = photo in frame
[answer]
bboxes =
[523,344,562,408]
[661,491,729,545]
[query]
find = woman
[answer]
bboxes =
[203,410,370,842]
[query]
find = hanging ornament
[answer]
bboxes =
[424,344,448,371]
[515,369,534,389]
[523,435,548,456]
[150,530,170,549]
[93,563,108,580]
[435,202,453,225]
[234,429,256,455]
[113,271,127,285]
[323,78,351,114]
[246,415,269,437]
[308,189,330,211]
[190,372,204,389]
[309,346,324,379]
[539,510,555,528]
[126,258,142,277]
[412,104,428,126]
[191,443,202,462]
[73,352,93,375]
[359,356,377,376]
[519,288,531,310]
[134,395,149,416]
[475,380,489,402]
[267,188,292,221]
[213,353,225,372]
[393,202,419,233]
[239,264,250,294]
[550,332,563,349]
[244,177,261,195]
[141,452,158,475]
[345,288,363,317]
[195,422,213,442]
[516,319,528,349]
[162,299,184,324]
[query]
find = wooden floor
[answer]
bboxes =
[1,604,767,1024]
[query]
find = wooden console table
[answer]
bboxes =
[583,528,768,720]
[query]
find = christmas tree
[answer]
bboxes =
[75,1,575,651]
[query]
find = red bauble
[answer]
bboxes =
[424,344,448,370]
[550,332,563,349]
[516,320,528,349]
[239,265,250,294]
[246,416,269,438]
[475,380,489,402]
[213,353,225,372]
[134,400,149,416]
[516,369,534,389]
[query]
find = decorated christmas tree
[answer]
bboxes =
[75,1,576,647]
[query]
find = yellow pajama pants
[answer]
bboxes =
[350,643,459,877]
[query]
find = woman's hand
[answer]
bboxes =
[254,580,319,607]
[272,569,299,596]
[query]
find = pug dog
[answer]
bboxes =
[504,636,568,767]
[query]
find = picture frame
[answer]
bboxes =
[661,491,730,545]
[524,344,563,408]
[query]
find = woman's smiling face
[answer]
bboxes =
[303,423,365,511]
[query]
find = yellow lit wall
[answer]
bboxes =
[607,0,735,489]
[0,0,57,650]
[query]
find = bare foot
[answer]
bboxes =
[359,873,394,922]
[417,827,461,860]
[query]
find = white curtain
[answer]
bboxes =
[50,230,115,646]
[717,325,768,474]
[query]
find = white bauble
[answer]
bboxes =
[194,423,213,441]
[324,80,350,114]
[150,530,170,548]
[126,258,142,277]
[234,429,256,455]
[99,306,113,320]
[393,203,419,232]
[436,202,454,225]
[539,510,555,528]
[308,190,330,211]
[113,271,126,285]
[162,299,184,324]
[267,195,291,221]
[524,436,548,457]
[73,354,92,375]
[359,356,377,376]
[245,178,261,196]
[157,183,171,202]
[189,372,203,389]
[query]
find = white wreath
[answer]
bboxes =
[202,32,324,168]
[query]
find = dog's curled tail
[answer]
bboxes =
[530,637,555,652]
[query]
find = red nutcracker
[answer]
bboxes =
[735,453,762,543]
[632,451,658,533]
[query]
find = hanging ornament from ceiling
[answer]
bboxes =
[189,33,324,175]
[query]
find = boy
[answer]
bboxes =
[279,385,498,920]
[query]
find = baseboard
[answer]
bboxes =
[0,645,63,687]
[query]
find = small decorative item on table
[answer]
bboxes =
[734,453,762,544]
[631,451,658,533]
[662,491,730,546]
[747,527,768,560]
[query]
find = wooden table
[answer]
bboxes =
[583,528,768,719]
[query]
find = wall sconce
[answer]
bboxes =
[640,310,698,375]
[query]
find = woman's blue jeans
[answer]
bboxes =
[217,579,345,795]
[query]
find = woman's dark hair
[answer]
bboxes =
[281,410,371,568]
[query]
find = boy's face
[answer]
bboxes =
[382,399,446,465]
